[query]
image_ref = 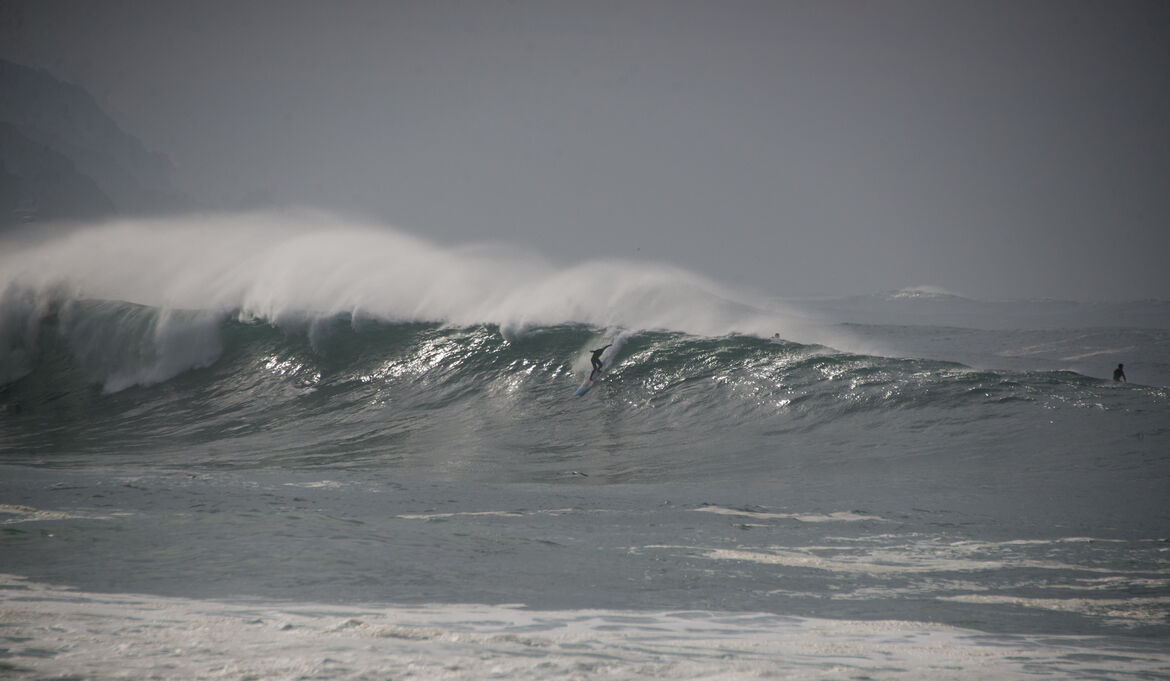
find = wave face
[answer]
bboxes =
[3,299,1166,483]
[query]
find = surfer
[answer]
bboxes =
[1113,363,1126,382]
[590,344,611,379]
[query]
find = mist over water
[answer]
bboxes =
[1,211,802,335]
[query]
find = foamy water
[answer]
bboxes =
[4,574,1168,681]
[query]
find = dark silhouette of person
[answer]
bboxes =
[590,344,611,379]
[1113,363,1126,382]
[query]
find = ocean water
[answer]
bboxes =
[1,214,1168,680]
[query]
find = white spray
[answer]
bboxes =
[0,210,826,390]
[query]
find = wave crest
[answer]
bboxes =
[0,211,810,343]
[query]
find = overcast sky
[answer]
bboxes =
[2,0,1167,300]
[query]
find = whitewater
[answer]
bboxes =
[1,212,1168,680]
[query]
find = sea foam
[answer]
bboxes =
[4,573,1168,681]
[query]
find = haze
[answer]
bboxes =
[2,0,1167,301]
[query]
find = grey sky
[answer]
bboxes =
[2,0,1167,300]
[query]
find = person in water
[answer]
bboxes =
[1113,363,1126,382]
[590,344,611,378]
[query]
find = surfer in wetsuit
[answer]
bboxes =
[590,344,611,379]
[1113,363,1126,382]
